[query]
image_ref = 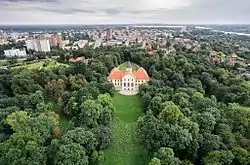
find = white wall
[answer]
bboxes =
[26,39,50,52]
[4,49,26,57]
[122,75,136,91]
[39,40,50,52]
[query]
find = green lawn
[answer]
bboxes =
[118,62,139,71]
[0,59,8,66]
[0,59,26,67]
[103,93,149,165]
[50,101,70,132]
[13,60,68,70]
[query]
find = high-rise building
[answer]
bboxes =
[26,39,50,52]
[106,28,113,39]
[56,34,63,47]
[0,30,4,38]
[39,40,51,52]
[94,39,102,49]
[49,33,63,47]
[26,40,38,51]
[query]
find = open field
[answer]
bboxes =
[0,59,8,66]
[103,93,149,165]
[51,101,70,132]
[13,60,68,70]
[0,58,26,67]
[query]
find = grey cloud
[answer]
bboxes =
[105,9,121,15]
[1,0,250,24]
[3,0,57,2]
[32,7,96,14]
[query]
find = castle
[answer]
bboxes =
[108,62,150,92]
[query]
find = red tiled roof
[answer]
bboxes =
[69,58,76,62]
[75,56,85,61]
[212,57,221,62]
[109,67,123,79]
[123,71,136,78]
[68,56,85,62]
[148,50,157,55]
[109,67,150,81]
[135,68,150,80]
[211,50,217,55]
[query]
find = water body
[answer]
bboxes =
[195,26,250,37]
[212,29,250,36]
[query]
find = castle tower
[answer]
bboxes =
[126,61,133,72]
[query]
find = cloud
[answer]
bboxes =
[0,0,250,24]
[3,0,57,2]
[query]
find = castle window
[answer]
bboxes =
[128,83,130,87]
[131,83,134,87]
[124,83,126,87]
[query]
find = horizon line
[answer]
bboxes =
[0,23,250,26]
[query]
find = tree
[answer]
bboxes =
[203,150,234,165]
[61,127,97,155]
[153,147,181,165]
[0,111,59,165]
[201,133,222,154]
[79,100,102,128]
[142,93,152,111]
[54,143,89,165]
[137,113,167,151]
[0,134,47,165]
[227,103,250,135]
[6,111,29,132]
[158,101,184,124]
[11,69,43,95]
[193,112,216,133]
[148,96,163,115]
[232,147,250,165]
[97,94,114,111]
[149,157,161,165]
[215,124,236,149]
[91,126,112,150]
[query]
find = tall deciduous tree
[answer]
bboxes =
[54,143,89,165]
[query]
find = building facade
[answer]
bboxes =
[4,49,27,57]
[26,39,50,52]
[39,40,51,52]
[108,62,150,92]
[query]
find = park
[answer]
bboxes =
[103,93,149,165]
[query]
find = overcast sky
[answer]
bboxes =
[1,0,250,25]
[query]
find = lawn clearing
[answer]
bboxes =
[118,62,139,72]
[0,59,8,66]
[13,60,68,70]
[103,93,149,165]
[51,101,70,132]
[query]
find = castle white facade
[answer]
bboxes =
[108,62,150,92]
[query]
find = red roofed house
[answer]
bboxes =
[148,50,157,55]
[68,56,85,63]
[211,50,217,56]
[108,62,150,92]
